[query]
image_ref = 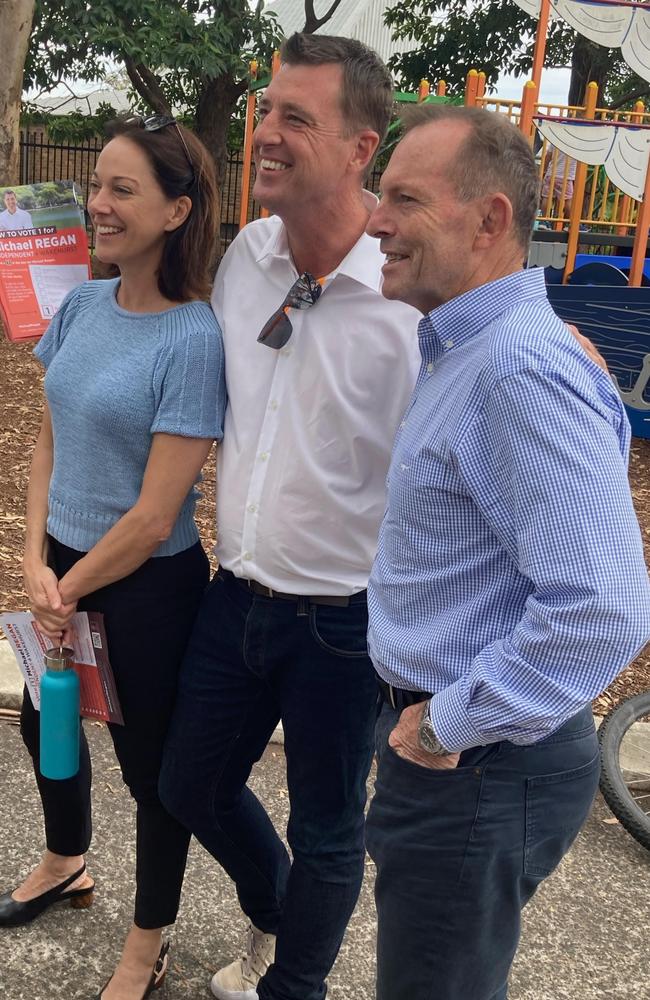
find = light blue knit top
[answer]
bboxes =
[34,278,225,557]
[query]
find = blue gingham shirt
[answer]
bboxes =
[368,268,650,751]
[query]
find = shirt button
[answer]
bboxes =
[247,504,258,513]
[259,452,269,461]
[426,362,434,373]
[399,421,405,429]
[269,400,278,410]
[281,348,292,357]
[445,339,454,349]
[243,552,252,561]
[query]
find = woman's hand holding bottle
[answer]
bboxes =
[23,556,77,644]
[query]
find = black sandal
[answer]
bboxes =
[95,942,170,1000]
[0,862,94,927]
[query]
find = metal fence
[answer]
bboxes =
[19,131,384,253]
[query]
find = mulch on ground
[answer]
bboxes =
[0,332,648,714]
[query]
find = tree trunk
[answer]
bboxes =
[196,73,246,192]
[567,34,615,108]
[123,55,172,116]
[0,0,36,185]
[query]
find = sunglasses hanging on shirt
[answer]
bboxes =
[257,272,324,350]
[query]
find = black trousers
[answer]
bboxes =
[20,537,209,928]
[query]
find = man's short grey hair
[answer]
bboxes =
[401,105,540,249]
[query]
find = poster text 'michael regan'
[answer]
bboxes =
[0,233,79,252]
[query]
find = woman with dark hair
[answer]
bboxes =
[0,118,225,1000]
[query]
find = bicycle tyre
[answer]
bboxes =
[598,691,650,851]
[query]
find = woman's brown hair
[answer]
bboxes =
[103,117,219,301]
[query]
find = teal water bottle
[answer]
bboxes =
[40,646,80,780]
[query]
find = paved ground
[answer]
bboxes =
[1,717,649,1000]
[0,639,23,711]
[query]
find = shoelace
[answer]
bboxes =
[241,927,274,981]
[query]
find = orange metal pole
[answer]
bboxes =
[477,72,486,101]
[563,81,599,284]
[629,149,650,287]
[436,80,446,97]
[531,0,552,93]
[417,79,430,103]
[238,60,258,233]
[519,80,538,143]
[465,69,479,107]
[260,52,281,220]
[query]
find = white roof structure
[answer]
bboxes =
[30,87,133,116]
[263,0,417,64]
[514,0,650,85]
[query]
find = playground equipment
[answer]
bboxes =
[508,0,650,438]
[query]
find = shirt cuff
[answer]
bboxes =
[428,681,487,753]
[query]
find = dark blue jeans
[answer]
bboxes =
[366,703,600,1000]
[159,570,378,1000]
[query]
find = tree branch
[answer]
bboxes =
[302,0,345,34]
[610,86,650,110]
[123,54,171,115]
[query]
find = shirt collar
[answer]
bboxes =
[417,267,548,354]
[254,191,385,294]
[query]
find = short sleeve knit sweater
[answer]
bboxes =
[34,278,226,557]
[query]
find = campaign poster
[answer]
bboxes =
[0,181,91,342]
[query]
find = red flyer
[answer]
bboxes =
[0,610,124,725]
[0,181,91,343]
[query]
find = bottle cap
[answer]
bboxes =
[43,647,75,671]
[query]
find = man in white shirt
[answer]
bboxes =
[0,190,34,231]
[160,33,420,1000]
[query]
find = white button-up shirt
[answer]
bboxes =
[212,215,421,595]
[0,207,34,231]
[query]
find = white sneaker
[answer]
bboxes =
[210,923,277,1000]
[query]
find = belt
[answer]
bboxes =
[377,677,431,711]
[221,570,363,608]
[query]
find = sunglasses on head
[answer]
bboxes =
[257,272,324,350]
[124,114,196,187]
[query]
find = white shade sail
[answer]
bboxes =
[535,117,650,200]
[512,0,650,83]
[513,0,547,18]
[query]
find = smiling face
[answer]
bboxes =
[252,62,369,220]
[367,121,485,314]
[4,192,17,213]
[87,136,186,270]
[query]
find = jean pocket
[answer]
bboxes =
[524,751,600,878]
[308,603,369,658]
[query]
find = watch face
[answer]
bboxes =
[419,712,449,756]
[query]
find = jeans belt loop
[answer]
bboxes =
[297,595,309,617]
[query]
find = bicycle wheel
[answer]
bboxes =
[598,691,650,851]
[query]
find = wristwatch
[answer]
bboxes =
[418,701,453,756]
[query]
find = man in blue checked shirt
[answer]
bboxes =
[365,104,650,1000]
